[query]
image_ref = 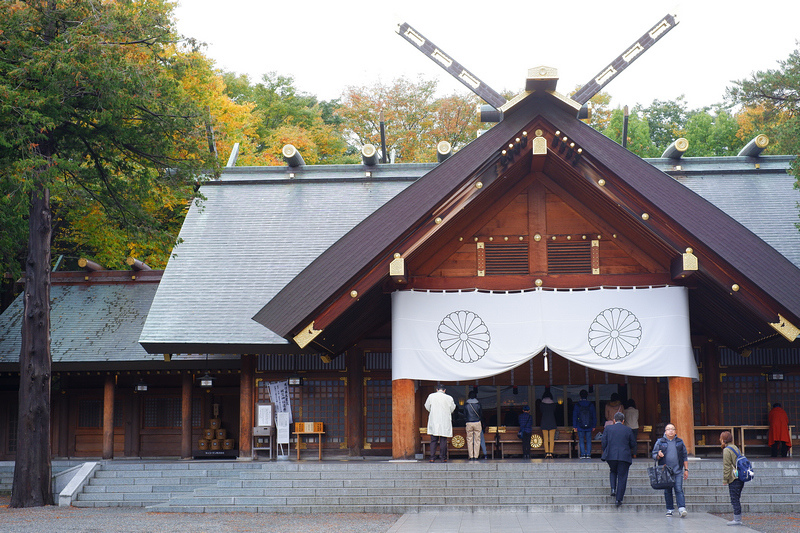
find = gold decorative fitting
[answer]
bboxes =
[475,181,483,189]
[504,236,509,241]
[612,234,617,239]
[519,236,524,241]
[293,322,322,349]
[535,279,543,287]
[562,136,568,142]
[598,179,606,186]
[534,129,543,136]
[434,217,442,224]
[459,237,463,241]
[393,252,401,258]
[555,130,561,136]
[582,235,587,239]
[641,213,650,221]
[350,290,358,298]
[551,236,557,240]
[577,148,583,154]
[509,144,514,149]
[474,237,479,242]
[489,236,493,241]
[566,235,571,240]
[731,284,740,292]
[597,235,601,239]
[534,234,542,242]
[769,314,800,342]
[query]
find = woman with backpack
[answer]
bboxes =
[721,430,745,526]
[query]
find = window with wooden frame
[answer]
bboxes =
[142,397,202,428]
[289,379,345,444]
[364,379,392,447]
[721,375,767,425]
[77,399,124,428]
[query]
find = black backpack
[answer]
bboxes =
[577,404,592,429]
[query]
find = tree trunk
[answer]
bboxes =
[11,184,53,507]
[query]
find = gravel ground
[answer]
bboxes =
[710,512,800,533]
[0,503,401,533]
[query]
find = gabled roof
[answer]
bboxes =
[138,165,423,354]
[0,271,163,366]
[253,89,800,353]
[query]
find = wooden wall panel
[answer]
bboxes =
[545,192,595,235]
[431,245,477,277]
[475,194,529,237]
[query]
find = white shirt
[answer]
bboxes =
[424,390,456,437]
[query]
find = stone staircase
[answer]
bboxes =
[5,458,797,513]
[144,458,798,514]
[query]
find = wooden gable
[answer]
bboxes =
[423,182,659,280]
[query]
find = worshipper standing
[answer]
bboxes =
[601,411,636,507]
[424,383,456,462]
[768,403,792,458]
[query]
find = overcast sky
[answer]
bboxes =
[174,1,799,110]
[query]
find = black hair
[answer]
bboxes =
[579,389,588,399]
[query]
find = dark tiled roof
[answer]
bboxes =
[0,273,162,364]
[253,92,800,346]
[138,166,422,353]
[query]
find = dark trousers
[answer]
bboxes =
[430,435,448,460]
[771,441,789,457]
[728,478,744,515]
[521,432,532,457]
[607,460,631,502]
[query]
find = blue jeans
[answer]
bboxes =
[577,430,592,456]
[663,469,685,510]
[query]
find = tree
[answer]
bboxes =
[635,97,690,152]
[0,0,216,506]
[601,108,659,158]
[221,71,352,164]
[727,44,800,158]
[338,76,479,163]
[683,109,740,157]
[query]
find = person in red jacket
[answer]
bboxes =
[768,403,792,457]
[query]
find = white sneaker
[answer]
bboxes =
[679,508,687,518]
[665,510,674,516]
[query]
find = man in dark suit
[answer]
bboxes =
[601,411,636,507]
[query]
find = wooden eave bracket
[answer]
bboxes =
[769,314,800,342]
[670,251,698,280]
[293,321,322,349]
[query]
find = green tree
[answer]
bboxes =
[683,109,740,156]
[0,0,215,506]
[727,44,800,159]
[635,97,690,153]
[602,108,659,158]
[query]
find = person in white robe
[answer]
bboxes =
[424,383,456,462]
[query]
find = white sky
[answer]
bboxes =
[174,1,800,110]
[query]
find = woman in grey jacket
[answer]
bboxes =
[464,390,483,461]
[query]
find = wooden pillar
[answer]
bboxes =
[102,374,115,460]
[130,391,141,457]
[703,342,721,425]
[180,372,192,459]
[346,349,364,456]
[392,379,417,459]
[668,376,695,455]
[239,354,255,459]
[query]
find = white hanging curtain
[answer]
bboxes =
[391,286,698,381]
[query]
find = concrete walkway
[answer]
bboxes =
[387,511,755,532]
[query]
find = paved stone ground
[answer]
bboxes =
[1,496,798,533]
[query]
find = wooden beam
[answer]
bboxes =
[346,349,364,456]
[408,273,673,291]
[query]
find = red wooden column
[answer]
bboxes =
[180,372,192,459]
[239,354,255,459]
[102,374,115,459]
[644,377,659,428]
[346,349,364,456]
[668,376,695,455]
[392,379,417,459]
